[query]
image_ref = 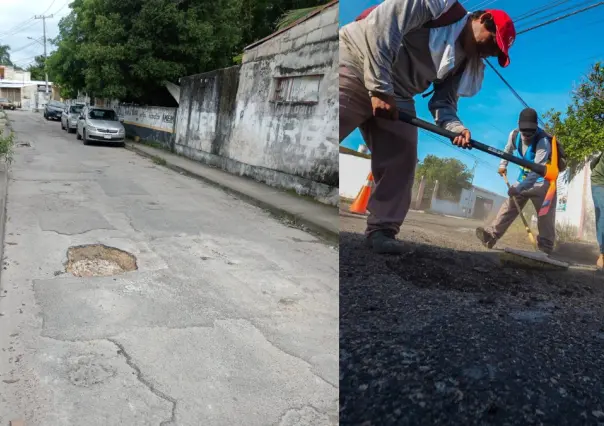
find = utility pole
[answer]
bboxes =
[470,160,478,185]
[34,14,53,95]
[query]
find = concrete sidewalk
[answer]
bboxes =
[126,141,339,241]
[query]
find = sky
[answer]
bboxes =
[340,0,604,197]
[0,0,71,70]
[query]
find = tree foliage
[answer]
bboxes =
[415,155,473,201]
[26,56,49,81]
[47,0,327,104]
[0,45,13,66]
[544,61,604,170]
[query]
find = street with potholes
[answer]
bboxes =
[340,205,604,425]
[0,111,338,425]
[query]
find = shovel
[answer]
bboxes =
[397,111,559,216]
[502,173,538,251]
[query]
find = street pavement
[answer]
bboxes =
[0,111,338,426]
[340,209,604,426]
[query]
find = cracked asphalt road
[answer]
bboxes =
[0,111,338,425]
[340,209,604,426]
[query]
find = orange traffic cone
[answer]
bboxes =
[349,172,374,215]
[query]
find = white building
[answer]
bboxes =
[340,148,506,219]
[0,65,57,110]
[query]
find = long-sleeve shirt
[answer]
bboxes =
[591,153,604,186]
[500,130,551,191]
[339,0,467,134]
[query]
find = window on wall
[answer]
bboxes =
[272,75,322,104]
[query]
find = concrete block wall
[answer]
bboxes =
[172,2,339,206]
[118,105,177,149]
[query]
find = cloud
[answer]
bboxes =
[0,0,71,68]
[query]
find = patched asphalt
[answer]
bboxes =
[340,211,604,426]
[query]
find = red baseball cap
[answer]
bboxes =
[485,9,516,67]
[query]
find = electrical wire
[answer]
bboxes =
[517,1,604,34]
[513,0,573,22]
[42,0,58,15]
[517,0,599,30]
[420,129,497,169]
[482,0,604,126]
[9,41,38,55]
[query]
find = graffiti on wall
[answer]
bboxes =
[117,105,177,133]
[556,169,569,212]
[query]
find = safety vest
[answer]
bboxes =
[515,130,545,184]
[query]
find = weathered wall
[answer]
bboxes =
[555,164,597,242]
[174,3,339,205]
[174,66,241,159]
[117,105,177,150]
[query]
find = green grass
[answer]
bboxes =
[151,156,167,166]
[0,125,15,165]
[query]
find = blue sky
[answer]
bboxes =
[340,0,604,196]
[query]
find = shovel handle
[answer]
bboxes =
[501,174,538,250]
[398,111,547,177]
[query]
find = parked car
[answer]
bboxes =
[44,100,66,120]
[0,98,16,110]
[76,106,126,146]
[61,103,85,133]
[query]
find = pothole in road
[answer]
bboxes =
[65,244,138,277]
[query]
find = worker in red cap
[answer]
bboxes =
[340,1,516,254]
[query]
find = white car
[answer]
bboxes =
[76,106,126,146]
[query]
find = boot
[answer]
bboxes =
[365,230,405,254]
[597,254,604,270]
[475,227,497,249]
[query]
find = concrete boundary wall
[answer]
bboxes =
[173,3,339,206]
[117,105,177,150]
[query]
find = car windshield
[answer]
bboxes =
[0,98,8,102]
[69,105,83,114]
[49,101,65,108]
[88,109,118,121]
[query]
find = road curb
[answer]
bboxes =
[0,124,9,284]
[124,142,339,245]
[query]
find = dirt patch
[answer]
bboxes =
[65,244,137,277]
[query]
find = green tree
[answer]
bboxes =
[544,61,604,171]
[0,45,13,66]
[26,56,48,81]
[415,155,473,201]
[48,0,328,103]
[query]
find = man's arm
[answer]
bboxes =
[428,71,465,133]
[362,0,435,96]
[516,137,552,191]
[499,130,516,170]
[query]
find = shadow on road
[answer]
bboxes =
[340,232,604,299]
[340,231,604,425]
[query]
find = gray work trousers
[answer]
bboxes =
[339,65,418,236]
[485,181,557,251]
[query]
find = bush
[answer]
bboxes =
[0,125,15,165]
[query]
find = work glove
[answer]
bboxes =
[508,185,520,197]
[498,167,507,176]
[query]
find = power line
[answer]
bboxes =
[517,0,600,30]
[513,0,573,22]
[482,1,604,126]
[517,1,604,34]
[9,41,38,55]
[419,129,497,169]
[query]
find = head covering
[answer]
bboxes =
[519,108,538,131]
[485,9,515,67]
